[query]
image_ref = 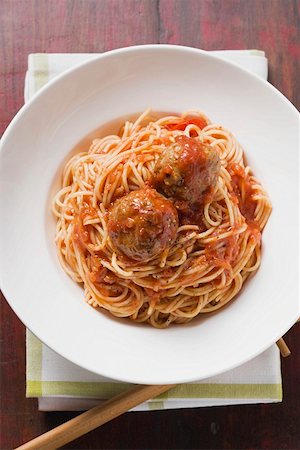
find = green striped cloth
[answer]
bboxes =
[25,51,281,412]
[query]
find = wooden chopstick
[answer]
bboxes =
[276,318,300,356]
[276,337,291,357]
[15,384,175,450]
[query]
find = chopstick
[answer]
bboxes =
[275,317,300,356]
[15,384,175,450]
[276,338,291,357]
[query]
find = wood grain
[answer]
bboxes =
[1,1,299,449]
[15,384,176,450]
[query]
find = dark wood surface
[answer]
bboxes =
[0,1,299,448]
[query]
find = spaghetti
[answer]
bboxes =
[52,110,271,328]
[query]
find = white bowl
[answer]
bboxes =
[0,45,298,384]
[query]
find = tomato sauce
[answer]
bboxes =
[73,218,90,255]
[176,201,207,231]
[144,287,161,303]
[80,200,98,220]
[166,115,207,135]
[228,163,262,241]
[228,163,257,222]
[205,235,240,271]
[73,201,98,254]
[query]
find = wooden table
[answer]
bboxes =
[1,1,299,448]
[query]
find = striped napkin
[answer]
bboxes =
[25,50,282,412]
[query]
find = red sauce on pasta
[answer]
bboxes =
[166,115,207,134]
[54,111,272,328]
[73,219,90,254]
[228,163,262,241]
[228,163,257,222]
[205,235,240,270]
[73,202,98,254]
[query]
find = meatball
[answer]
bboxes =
[107,187,178,262]
[153,135,220,204]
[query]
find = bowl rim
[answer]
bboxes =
[1,44,298,148]
[0,44,299,384]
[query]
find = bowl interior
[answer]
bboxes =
[0,45,298,384]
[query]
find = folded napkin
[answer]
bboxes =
[25,50,280,412]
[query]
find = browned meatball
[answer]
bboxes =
[153,135,220,204]
[107,187,178,262]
